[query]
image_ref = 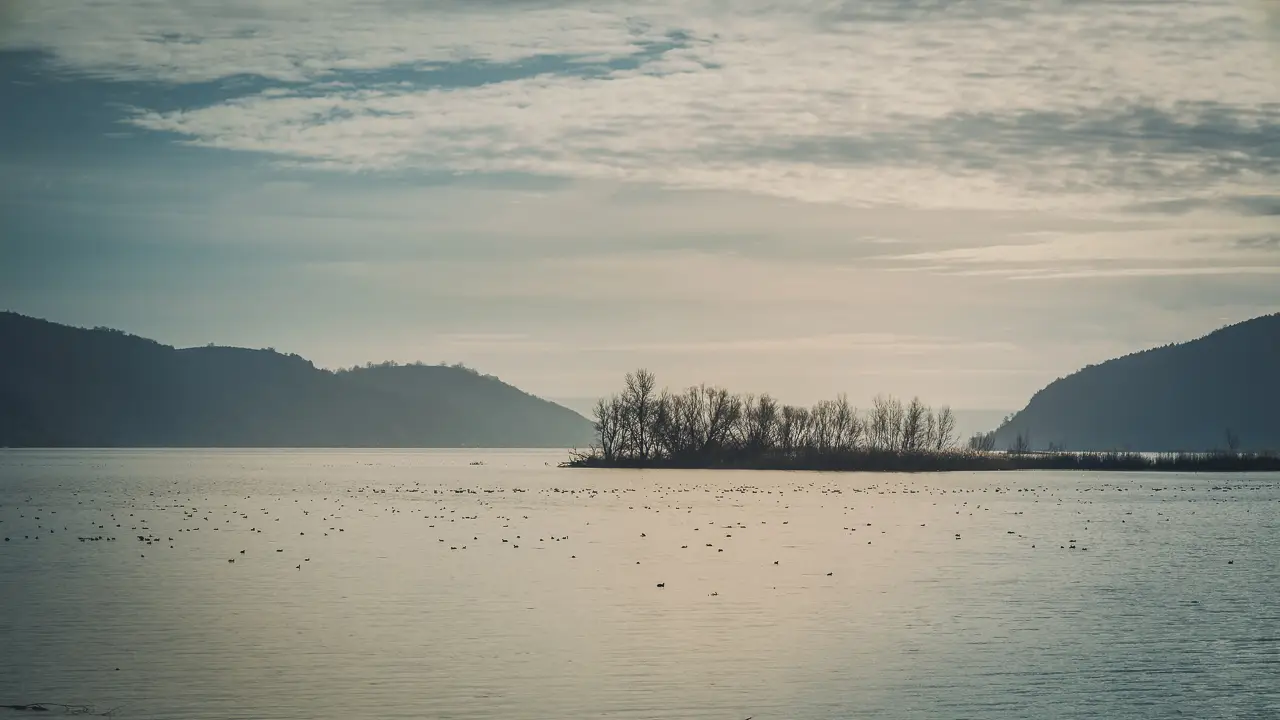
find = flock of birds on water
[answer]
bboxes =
[2,459,1268,599]
[0,457,1272,720]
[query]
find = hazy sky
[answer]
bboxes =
[2,0,1277,409]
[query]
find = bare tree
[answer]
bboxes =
[901,397,929,452]
[591,396,623,462]
[885,396,905,450]
[922,409,938,451]
[778,404,809,454]
[1225,428,1240,454]
[1010,430,1032,455]
[651,390,682,458]
[621,369,658,460]
[679,385,711,454]
[868,395,894,450]
[701,386,742,452]
[831,394,861,451]
[934,406,957,450]
[809,400,836,451]
[744,394,780,453]
[967,431,996,452]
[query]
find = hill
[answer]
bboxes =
[0,312,593,448]
[991,314,1280,452]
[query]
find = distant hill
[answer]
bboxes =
[991,314,1280,452]
[0,312,593,448]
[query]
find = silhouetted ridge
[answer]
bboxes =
[0,312,592,448]
[991,314,1280,452]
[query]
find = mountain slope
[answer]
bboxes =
[992,314,1280,452]
[0,312,593,448]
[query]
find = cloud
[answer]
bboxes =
[1007,266,1280,280]
[5,0,1278,212]
[1234,234,1280,250]
[433,332,560,353]
[584,333,1018,356]
[881,226,1280,279]
[1126,194,1280,217]
[1,0,668,83]
[1260,0,1280,40]
[429,330,1016,358]
[122,80,1280,212]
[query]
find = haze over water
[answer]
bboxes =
[1,449,1277,719]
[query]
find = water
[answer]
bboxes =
[1,449,1277,720]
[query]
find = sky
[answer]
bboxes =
[1,0,1278,411]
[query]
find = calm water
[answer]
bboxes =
[1,450,1277,719]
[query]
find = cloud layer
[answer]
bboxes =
[6,0,1278,210]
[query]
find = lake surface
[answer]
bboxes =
[1,449,1278,719]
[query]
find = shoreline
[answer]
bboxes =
[562,450,1280,473]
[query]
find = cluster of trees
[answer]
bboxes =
[566,369,1280,472]
[967,431,998,452]
[582,370,959,468]
[335,360,497,379]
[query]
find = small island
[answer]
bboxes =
[564,370,1280,473]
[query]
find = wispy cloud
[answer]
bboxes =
[429,331,1014,357]
[882,226,1280,279]
[1,1,666,83]
[5,0,1278,212]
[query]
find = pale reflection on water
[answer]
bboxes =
[0,449,1277,719]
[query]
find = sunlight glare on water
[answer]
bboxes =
[1,449,1278,719]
